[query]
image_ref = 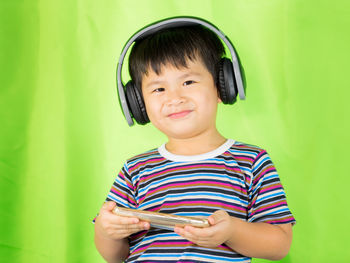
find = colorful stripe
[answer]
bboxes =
[103,140,295,262]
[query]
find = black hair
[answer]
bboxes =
[128,25,226,90]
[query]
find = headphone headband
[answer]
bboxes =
[116,16,246,126]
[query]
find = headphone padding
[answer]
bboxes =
[218,60,228,103]
[125,81,150,125]
[218,58,237,104]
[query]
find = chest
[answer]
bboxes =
[133,161,250,218]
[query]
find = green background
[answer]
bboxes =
[1,0,349,262]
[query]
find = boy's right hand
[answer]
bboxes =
[95,201,150,240]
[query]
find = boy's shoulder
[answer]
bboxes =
[230,140,265,152]
[125,147,161,164]
[225,140,268,164]
[124,140,266,165]
[229,141,265,155]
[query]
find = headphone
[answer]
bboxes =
[116,16,246,126]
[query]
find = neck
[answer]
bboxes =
[165,129,227,156]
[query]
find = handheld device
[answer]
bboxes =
[113,206,209,230]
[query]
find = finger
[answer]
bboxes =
[107,221,150,238]
[114,220,150,230]
[109,228,144,240]
[175,227,217,247]
[175,227,197,242]
[208,210,228,225]
[175,230,213,247]
[174,227,184,236]
[101,201,117,212]
[184,225,213,238]
[175,226,197,237]
[115,215,140,225]
[113,224,148,234]
[177,226,208,242]
[208,215,216,225]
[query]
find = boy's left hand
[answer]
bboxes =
[174,210,233,248]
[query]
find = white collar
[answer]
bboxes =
[158,139,235,162]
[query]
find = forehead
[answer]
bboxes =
[142,57,209,82]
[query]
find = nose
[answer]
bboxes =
[165,87,185,106]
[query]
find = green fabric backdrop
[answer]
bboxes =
[1,0,349,262]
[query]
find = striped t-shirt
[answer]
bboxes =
[104,139,295,262]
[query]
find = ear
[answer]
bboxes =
[216,88,222,103]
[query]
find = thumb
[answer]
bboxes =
[102,201,116,212]
[208,210,226,226]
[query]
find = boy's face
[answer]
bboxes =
[141,57,221,140]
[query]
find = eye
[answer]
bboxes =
[183,80,195,86]
[152,87,165,93]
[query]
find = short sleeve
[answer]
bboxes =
[92,163,136,223]
[106,163,137,209]
[247,150,296,225]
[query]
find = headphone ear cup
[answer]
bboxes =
[217,58,238,104]
[125,81,150,125]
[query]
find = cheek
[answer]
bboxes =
[199,92,219,113]
[144,99,162,121]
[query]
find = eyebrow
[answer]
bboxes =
[144,80,165,89]
[180,72,201,79]
[144,72,202,89]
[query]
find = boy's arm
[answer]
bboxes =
[174,210,293,260]
[94,226,129,263]
[94,201,150,263]
[225,214,293,260]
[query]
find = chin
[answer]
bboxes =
[152,119,207,140]
[164,127,203,140]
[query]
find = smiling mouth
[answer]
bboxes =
[167,110,193,119]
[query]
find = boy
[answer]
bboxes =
[94,18,295,263]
